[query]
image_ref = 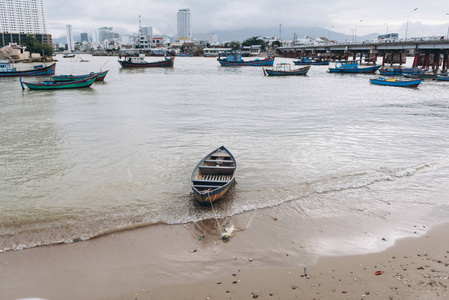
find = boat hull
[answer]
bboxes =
[118,58,174,68]
[0,63,56,77]
[22,75,97,90]
[191,146,237,205]
[329,65,381,73]
[369,78,422,87]
[264,66,311,76]
[52,70,109,82]
[218,57,274,66]
[435,75,449,81]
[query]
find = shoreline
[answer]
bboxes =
[1,205,448,299]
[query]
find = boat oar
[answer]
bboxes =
[19,77,25,90]
[262,67,266,76]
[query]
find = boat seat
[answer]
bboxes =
[211,152,231,158]
[193,185,223,190]
[199,166,235,175]
[192,179,228,185]
[205,159,233,164]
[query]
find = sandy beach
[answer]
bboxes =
[1,204,448,300]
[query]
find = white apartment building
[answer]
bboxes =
[0,0,47,34]
[177,8,191,39]
[66,24,74,51]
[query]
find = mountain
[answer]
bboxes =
[194,26,379,43]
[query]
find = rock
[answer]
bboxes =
[252,293,259,298]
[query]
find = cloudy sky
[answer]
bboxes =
[45,0,449,39]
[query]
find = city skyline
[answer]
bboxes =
[43,0,449,40]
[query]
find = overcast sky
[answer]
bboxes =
[45,0,449,39]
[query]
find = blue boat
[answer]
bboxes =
[293,57,329,65]
[403,73,437,79]
[379,67,429,76]
[191,146,237,205]
[0,60,56,77]
[329,60,381,73]
[369,77,422,87]
[435,75,449,81]
[217,51,274,66]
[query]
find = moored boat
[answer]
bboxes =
[293,57,329,65]
[403,73,437,79]
[0,60,56,77]
[62,54,75,58]
[329,60,380,73]
[20,75,97,90]
[379,67,428,76]
[118,53,174,68]
[191,146,237,205]
[263,63,310,76]
[435,75,449,81]
[369,77,422,87]
[51,70,109,82]
[217,50,274,66]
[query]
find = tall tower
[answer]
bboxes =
[177,8,191,40]
[0,0,47,34]
[66,24,75,51]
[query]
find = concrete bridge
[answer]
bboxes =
[277,39,449,70]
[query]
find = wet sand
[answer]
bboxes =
[1,208,448,300]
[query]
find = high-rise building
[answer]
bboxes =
[141,26,153,37]
[0,0,47,34]
[177,8,191,39]
[66,25,74,51]
[98,26,114,43]
[80,33,88,43]
[91,30,98,44]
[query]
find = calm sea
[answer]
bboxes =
[1,54,449,252]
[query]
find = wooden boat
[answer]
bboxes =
[0,60,56,77]
[217,50,274,66]
[51,70,109,82]
[118,53,174,68]
[379,67,428,76]
[191,146,237,205]
[403,73,437,79]
[369,77,422,87]
[293,57,329,65]
[62,54,75,58]
[435,75,449,81]
[263,64,310,76]
[20,75,97,90]
[329,60,380,73]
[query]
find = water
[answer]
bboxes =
[1,55,449,252]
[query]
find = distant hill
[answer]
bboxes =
[194,26,379,43]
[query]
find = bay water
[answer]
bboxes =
[1,54,449,253]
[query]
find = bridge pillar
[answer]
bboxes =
[412,54,419,68]
[382,53,386,66]
[433,53,440,70]
[399,53,403,66]
[424,53,430,68]
[442,53,449,72]
[373,53,378,65]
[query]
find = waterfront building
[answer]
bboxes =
[177,8,191,40]
[99,27,118,43]
[0,0,51,48]
[80,33,88,43]
[141,26,153,37]
[66,25,74,51]
[91,30,98,44]
[0,0,47,34]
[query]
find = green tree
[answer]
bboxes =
[224,41,240,49]
[242,36,266,51]
[23,35,54,56]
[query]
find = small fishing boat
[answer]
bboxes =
[329,60,380,73]
[52,70,109,82]
[20,75,97,90]
[217,50,274,66]
[263,63,310,76]
[0,60,56,77]
[62,54,75,58]
[191,146,237,205]
[379,67,428,76]
[403,73,437,79]
[369,77,422,87]
[118,53,174,68]
[293,57,329,65]
[435,75,449,81]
